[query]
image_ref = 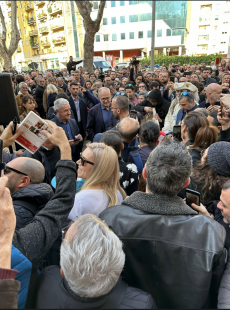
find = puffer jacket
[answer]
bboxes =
[35,265,156,309]
[12,183,54,230]
[99,191,226,309]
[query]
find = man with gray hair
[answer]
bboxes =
[86,87,116,141]
[35,214,155,309]
[100,138,226,308]
[176,91,197,124]
[57,77,67,93]
[4,156,54,230]
[51,98,82,161]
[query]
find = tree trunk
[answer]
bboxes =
[2,53,12,71]
[83,28,95,72]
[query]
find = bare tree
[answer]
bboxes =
[0,1,20,70]
[75,1,106,72]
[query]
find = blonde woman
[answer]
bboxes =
[162,82,199,134]
[46,84,58,108]
[68,143,126,220]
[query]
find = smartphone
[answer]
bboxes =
[173,125,181,141]
[130,110,138,119]
[0,139,5,177]
[184,71,192,76]
[216,57,220,65]
[186,189,200,208]
[205,102,210,109]
[74,138,81,142]
[170,76,175,82]
[12,117,18,135]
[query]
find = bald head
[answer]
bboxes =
[117,117,140,143]
[206,83,222,104]
[6,157,45,194]
[98,87,111,109]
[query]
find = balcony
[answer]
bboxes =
[31,42,39,48]
[25,4,34,12]
[17,47,22,53]
[49,7,62,16]
[37,12,47,20]
[51,23,64,32]
[198,26,210,35]
[39,26,49,34]
[52,37,66,45]
[45,48,53,54]
[199,15,211,24]
[198,35,209,43]
[27,17,36,25]
[35,1,45,7]
[29,30,38,36]
[6,1,11,6]
[41,40,51,47]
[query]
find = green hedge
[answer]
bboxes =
[140,53,223,67]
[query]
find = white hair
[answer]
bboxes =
[19,82,28,89]
[60,214,125,298]
[54,98,69,111]
[98,87,110,98]
[47,84,58,96]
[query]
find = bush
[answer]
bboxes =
[140,53,223,67]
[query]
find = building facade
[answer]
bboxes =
[186,1,230,57]
[4,0,84,71]
[91,0,190,66]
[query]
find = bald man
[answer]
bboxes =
[5,157,54,229]
[117,117,140,162]
[198,83,222,112]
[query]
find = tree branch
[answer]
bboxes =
[75,1,93,24]
[8,1,21,54]
[94,1,106,31]
[0,3,7,49]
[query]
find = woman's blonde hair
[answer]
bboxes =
[47,84,58,96]
[81,143,126,207]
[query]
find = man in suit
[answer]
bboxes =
[68,82,88,141]
[86,87,116,142]
[51,98,82,162]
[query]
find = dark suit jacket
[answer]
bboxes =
[86,103,116,142]
[51,117,81,161]
[69,95,88,138]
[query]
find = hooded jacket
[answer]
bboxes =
[12,183,54,230]
[99,191,226,309]
[134,89,170,128]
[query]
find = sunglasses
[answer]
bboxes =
[116,91,127,96]
[181,91,193,99]
[80,155,94,166]
[4,166,31,181]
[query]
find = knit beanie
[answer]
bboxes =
[207,142,230,177]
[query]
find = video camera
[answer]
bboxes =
[98,67,105,82]
[130,55,140,66]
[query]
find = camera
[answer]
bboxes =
[130,55,140,66]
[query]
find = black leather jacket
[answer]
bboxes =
[35,266,155,309]
[99,191,227,309]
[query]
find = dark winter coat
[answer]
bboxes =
[35,85,45,109]
[12,183,54,230]
[99,191,226,309]
[35,265,156,309]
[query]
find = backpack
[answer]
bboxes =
[129,150,143,174]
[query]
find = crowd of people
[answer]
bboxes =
[1,56,230,309]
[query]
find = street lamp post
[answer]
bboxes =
[150,1,156,71]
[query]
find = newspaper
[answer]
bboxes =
[15,111,52,154]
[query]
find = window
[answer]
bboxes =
[221,42,226,44]
[129,32,134,39]
[103,18,108,25]
[157,29,162,37]
[20,1,22,8]
[95,35,100,42]
[223,21,229,24]
[26,39,28,46]
[121,33,125,40]
[22,14,24,21]
[104,34,108,41]
[93,2,98,9]
[24,52,25,57]
[214,25,218,30]
[147,30,152,38]
[111,17,116,24]
[129,14,138,22]
[120,1,125,6]
[138,31,143,38]
[120,16,125,23]
[22,40,24,47]
[215,15,219,20]
[129,1,138,4]
[222,32,227,34]
[212,45,215,48]
[24,28,26,34]
[28,51,30,57]
[112,33,117,41]
[105,1,107,8]
[111,1,116,7]
[166,29,171,36]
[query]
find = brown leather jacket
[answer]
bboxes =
[43,87,64,112]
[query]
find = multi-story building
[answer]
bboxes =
[185,1,230,57]
[4,0,84,71]
[91,0,191,66]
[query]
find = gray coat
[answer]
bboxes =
[218,259,230,309]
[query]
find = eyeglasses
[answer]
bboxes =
[181,91,193,99]
[139,85,146,88]
[100,97,110,102]
[80,155,94,166]
[4,166,31,181]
